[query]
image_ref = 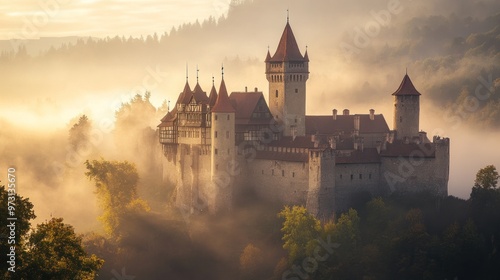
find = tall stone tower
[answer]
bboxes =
[307,148,335,220]
[266,19,309,137]
[392,73,421,140]
[210,75,235,213]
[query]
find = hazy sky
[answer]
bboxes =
[1,0,232,40]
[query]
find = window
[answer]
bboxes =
[227,115,230,120]
[276,90,279,98]
[400,116,402,123]
[215,148,218,155]
[215,164,219,171]
[272,169,274,175]
[340,174,343,179]
[369,173,372,179]
[350,174,353,180]
[359,174,362,179]
[282,170,285,177]
[262,170,264,175]
[215,115,218,121]
[295,88,298,93]
[292,172,295,178]
[215,131,218,138]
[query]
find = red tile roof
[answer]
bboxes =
[268,22,307,62]
[229,92,272,125]
[208,84,218,107]
[392,74,421,96]
[212,78,235,113]
[177,81,193,104]
[192,83,209,103]
[305,114,390,135]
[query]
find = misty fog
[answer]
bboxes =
[0,0,498,236]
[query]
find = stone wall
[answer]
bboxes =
[245,158,309,206]
[380,140,449,196]
[334,162,382,211]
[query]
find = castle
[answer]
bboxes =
[158,21,450,219]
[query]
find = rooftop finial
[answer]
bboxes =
[186,63,188,82]
[287,9,289,23]
[406,67,408,75]
[212,75,214,86]
[221,63,224,79]
[196,65,199,83]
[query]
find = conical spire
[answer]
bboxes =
[212,77,235,113]
[208,76,218,107]
[177,80,193,104]
[269,21,306,62]
[304,46,309,62]
[392,73,421,96]
[265,48,272,62]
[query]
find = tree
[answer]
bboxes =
[85,159,150,238]
[239,243,265,279]
[278,206,321,264]
[0,185,36,278]
[69,115,91,151]
[20,218,103,280]
[474,165,499,189]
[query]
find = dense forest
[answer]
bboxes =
[2,161,499,279]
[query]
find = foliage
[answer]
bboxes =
[85,159,150,238]
[0,185,36,278]
[240,243,265,279]
[1,186,103,279]
[21,218,104,280]
[278,205,321,264]
[276,165,500,280]
[474,164,499,189]
[69,114,91,151]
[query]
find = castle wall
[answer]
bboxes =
[334,163,382,211]
[380,140,449,196]
[246,158,309,206]
[161,144,212,215]
[307,149,336,220]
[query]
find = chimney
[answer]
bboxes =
[354,115,360,131]
[332,109,337,120]
[245,86,247,92]
[369,109,375,120]
[255,87,258,92]
[419,131,427,143]
[292,127,297,141]
[343,109,349,115]
[376,141,381,153]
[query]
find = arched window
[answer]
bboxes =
[276,90,279,98]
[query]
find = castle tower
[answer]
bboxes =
[392,73,421,140]
[210,74,235,213]
[266,19,309,137]
[307,148,335,220]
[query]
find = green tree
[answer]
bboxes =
[474,165,499,189]
[20,218,103,280]
[278,206,321,264]
[84,159,150,238]
[0,185,36,278]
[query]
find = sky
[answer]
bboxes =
[1,0,232,40]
